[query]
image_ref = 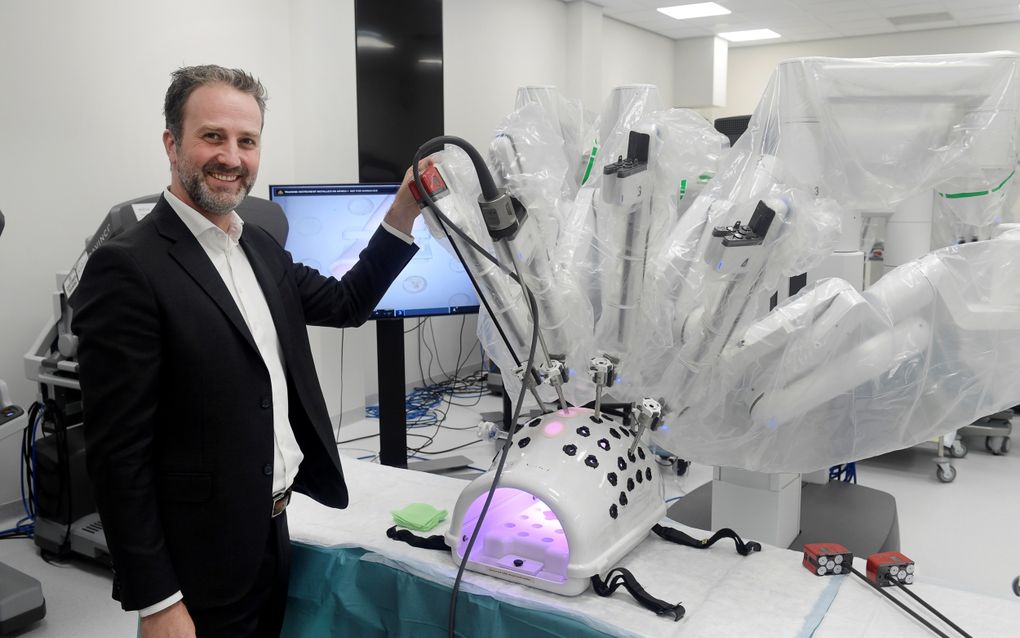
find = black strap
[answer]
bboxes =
[386,525,451,551]
[591,568,685,621]
[652,524,762,556]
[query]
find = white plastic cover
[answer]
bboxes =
[427,53,1020,473]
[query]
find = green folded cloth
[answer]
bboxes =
[392,503,448,532]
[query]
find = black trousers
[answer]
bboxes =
[190,512,291,638]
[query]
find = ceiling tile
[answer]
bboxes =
[950,6,1020,19]
[588,0,1020,45]
[870,1,944,16]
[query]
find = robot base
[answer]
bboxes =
[447,407,666,596]
[0,562,46,635]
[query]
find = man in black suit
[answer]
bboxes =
[72,65,423,637]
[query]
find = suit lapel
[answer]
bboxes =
[151,198,259,355]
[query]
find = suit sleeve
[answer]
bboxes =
[292,225,418,327]
[72,243,179,611]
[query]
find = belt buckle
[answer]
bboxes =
[271,489,292,518]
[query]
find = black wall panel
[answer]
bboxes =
[355,0,444,183]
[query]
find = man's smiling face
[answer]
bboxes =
[163,82,262,219]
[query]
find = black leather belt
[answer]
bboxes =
[271,489,292,518]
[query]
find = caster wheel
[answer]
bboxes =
[947,440,967,458]
[936,465,957,483]
[987,436,1005,455]
[675,459,690,477]
[1001,437,1011,455]
[1013,575,1020,597]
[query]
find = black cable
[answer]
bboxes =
[446,286,539,638]
[417,325,430,393]
[889,579,973,638]
[337,431,436,445]
[410,439,486,456]
[43,398,73,554]
[849,568,950,638]
[412,147,525,373]
[404,318,427,334]
[450,315,468,383]
[428,320,451,381]
[430,322,470,433]
[411,135,545,638]
[422,320,439,386]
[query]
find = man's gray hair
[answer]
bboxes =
[164,65,267,142]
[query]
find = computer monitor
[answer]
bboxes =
[269,183,480,319]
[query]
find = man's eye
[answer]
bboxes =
[204,133,221,141]
[241,138,257,147]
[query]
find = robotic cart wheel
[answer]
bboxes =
[935,463,957,484]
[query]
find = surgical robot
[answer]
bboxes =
[406,53,1020,601]
[0,209,47,635]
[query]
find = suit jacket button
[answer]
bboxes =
[263,464,273,476]
[260,397,272,409]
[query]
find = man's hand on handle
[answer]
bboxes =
[384,158,435,236]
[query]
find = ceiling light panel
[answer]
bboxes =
[718,28,782,42]
[657,3,731,20]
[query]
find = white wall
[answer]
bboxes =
[444,0,569,149]
[0,0,305,506]
[722,21,1020,118]
[0,0,680,505]
[602,17,676,108]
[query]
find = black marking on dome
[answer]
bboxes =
[628,450,637,463]
[645,467,652,481]
[576,426,591,437]
[627,478,635,491]
[619,492,628,506]
[637,447,646,460]
[609,504,618,519]
[635,469,644,484]
[609,428,621,439]
[618,457,627,471]
[620,427,631,437]
[518,437,531,449]
[589,415,604,425]
[585,455,599,469]
[526,417,542,428]
[563,444,577,456]
[607,472,618,487]
[597,438,610,451]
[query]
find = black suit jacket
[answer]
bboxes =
[71,196,417,611]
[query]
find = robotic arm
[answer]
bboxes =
[420,53,1020,475]
[641,53,1020,472]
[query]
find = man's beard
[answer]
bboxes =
[177,155,255,216]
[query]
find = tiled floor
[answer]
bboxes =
[1,393,1017,636]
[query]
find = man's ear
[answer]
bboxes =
[162,129,177,167]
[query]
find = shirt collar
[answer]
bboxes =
[164,187,245,246]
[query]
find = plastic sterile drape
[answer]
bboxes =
[424,52,1020,473]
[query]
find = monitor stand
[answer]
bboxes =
[377,319,408,468]
[376,319,473,474]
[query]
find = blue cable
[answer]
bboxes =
[3,405,44,539]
